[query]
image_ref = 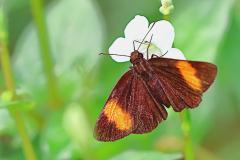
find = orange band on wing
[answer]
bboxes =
[103,99,133,131]
[176,61,202,91]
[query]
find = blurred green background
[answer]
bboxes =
[0,0,240,159]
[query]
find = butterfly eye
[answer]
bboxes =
[130,51,144,64]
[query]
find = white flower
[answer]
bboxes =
[109,15,185,62]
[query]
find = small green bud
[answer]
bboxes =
[159,0,174,15]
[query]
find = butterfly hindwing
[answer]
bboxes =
[131,74,167,134]
[148,57,217,111]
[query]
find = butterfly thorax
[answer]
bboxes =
[130,51,154,81]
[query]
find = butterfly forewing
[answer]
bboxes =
[148,57,217,111]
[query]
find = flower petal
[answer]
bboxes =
[162,48,186,60]
[124,15,149,42]
[140,43,162,59]
[150,20,174,53]
[109,37,132,62]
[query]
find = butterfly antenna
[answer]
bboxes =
[99,53,130,57]
[137,22,156,50]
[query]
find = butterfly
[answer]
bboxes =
[94,24,217,142]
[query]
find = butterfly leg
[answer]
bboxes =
[151,54,159,58]
[160,50,168,57]
[150,50,169,59]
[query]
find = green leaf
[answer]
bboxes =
[0,90,35,111]
[13,0,104,103]
[0,90,13,102]
[63,103,91,151]
[40,108,71,159]
[5,0,32,52]
[0,99,35,111]
[0,9,8,43]
[216,4,240,106]
[173,0,234,61]
[62,103,98,159]
[110,151,182,160]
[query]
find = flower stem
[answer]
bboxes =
[180,110,194,160]
[0,9,37,160]
[160,1,195,159]
[30,0,60,108]
[163,15,170,21]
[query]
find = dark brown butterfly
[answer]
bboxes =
[94,49,217,141]
[95,23,217,141]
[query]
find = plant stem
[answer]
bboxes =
[180,110,194,160]
[0,9,37,160]
[163,15,170,21]
[29,0,60,108]
[160,2,194,159]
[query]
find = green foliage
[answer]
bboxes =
[173,0,234,61]
[110,151,182,160]
[0,90,35,111]
[12,0,104,105]
[0,0,240,160]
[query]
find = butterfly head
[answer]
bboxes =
[130,50,143,64]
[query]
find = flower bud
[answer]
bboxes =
[159,0,174,15]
